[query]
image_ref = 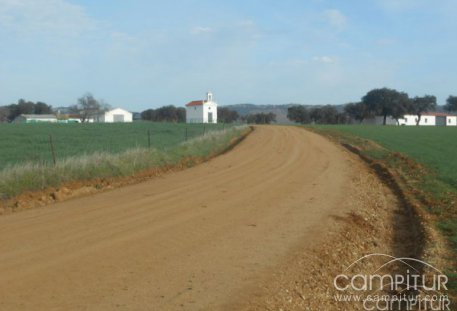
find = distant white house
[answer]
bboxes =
[13,114,57,123]
[398,113,457,126]
[362,112,457,126]
[186,92,218,124]
[94,108,133,123]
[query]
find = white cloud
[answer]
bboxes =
[313,56,336,64]
[0,0,96,37]
[323,9,347,31]
[190,26,214,35]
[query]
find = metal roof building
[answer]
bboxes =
[13,114,58,123]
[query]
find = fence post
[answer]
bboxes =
[203,125,206,136]
[185,127,188,141]
[147,129,151,149]
[49,134,56,166]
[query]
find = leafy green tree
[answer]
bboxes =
[344,102,369,123]
[310,105,339,124]
[287,106,311,124]
[410,95,437,125]
[336,112,349,124]
[244,112,276,124]
[34,101,53,114]
[141,109,156,121]
[157,106,185,122]
[217,107,239,123]
[141,106,186,122]
[362,88,410,125]
[288,105,348,124]
[13,99,35,116]
[444,96,457,112]
[176,107,186,123]
[6,99,53,121]
[0,106,10,122]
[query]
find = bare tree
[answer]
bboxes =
[74,93,109,122]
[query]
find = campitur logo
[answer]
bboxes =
[333,254,451,310]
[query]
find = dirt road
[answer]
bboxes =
[0,126,359,310]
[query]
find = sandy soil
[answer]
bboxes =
[0,126,407,310]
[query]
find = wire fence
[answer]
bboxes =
[0,122,234,170]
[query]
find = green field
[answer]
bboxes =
[0,122,230,170]
[313,125,457,190]
[0,123,248,200]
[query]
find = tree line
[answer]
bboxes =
[0,97,249,124]
[288,88,457,125]
[140,106,278,124]
[5,87,454,125]
[243,112,277,124]
[141,106,186,123]
[0,93,110,123]
[140,106,243,123]
[0,99,53,122]
[287,105,348,125]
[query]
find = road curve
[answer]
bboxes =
[0,126,355,311]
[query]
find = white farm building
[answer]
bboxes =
[186,92,218,124]
[94,108,133,123]
[398,113,457,126]
[13,114,57,123]
[362,112,457,126]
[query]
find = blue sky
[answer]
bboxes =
[0,0,456,111]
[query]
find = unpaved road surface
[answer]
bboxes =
[0,126,358,310]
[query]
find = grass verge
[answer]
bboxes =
[0,125,251,205]
[307,125,457,296]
